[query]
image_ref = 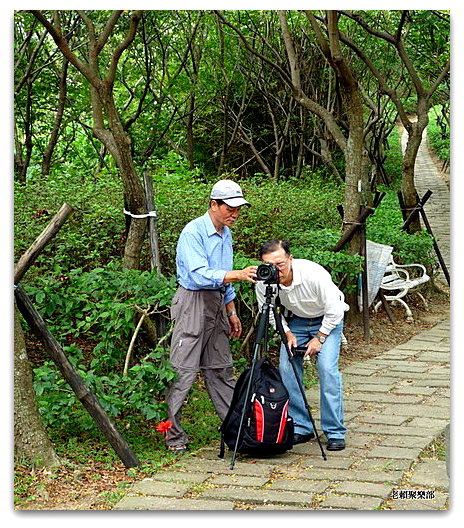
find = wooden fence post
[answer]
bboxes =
[331,193,387,338]
[143,171,161,273]
[400,190,450,285]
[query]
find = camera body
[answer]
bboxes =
[256,263,279,284]
[292,346,308,357]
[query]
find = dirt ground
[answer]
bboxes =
[15,460,135,510]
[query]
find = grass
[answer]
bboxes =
[421,431,447,462]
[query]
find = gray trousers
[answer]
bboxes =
[165,287,235,447]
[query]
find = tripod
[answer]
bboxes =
[230,283,326,469]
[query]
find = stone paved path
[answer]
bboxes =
[402,127,451,285]
[113,130,451,511]
[114,321,450,511]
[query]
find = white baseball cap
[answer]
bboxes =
[210,180,251,207]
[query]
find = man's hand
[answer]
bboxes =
[285,331,298,352]
[228,315,242,338]
[224,266,258,284]
[305,337,322,357]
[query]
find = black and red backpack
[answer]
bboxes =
[219,357,294,462]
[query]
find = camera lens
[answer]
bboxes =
[256,263,279,283]
[257,265,271,280]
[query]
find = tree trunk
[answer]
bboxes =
[14,304,61,467]
[401,116,428,233]
[343,92,366,223]
[42,58,68,176]
[341,88,368,325]
[186,93,195,169]
[13,204,75,468]
[93,84,148,270]
[325,11,368,323]
[14,82,33,183]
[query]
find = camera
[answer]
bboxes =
[256,263,279,284]
[292,346,308,357]
[292,346,313,361]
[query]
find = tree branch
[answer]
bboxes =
[108,10,143,86]
[30,10,94,84]
[214,11,292,86]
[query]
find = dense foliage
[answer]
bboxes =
[14,10,449,185]
[427,105,450,166]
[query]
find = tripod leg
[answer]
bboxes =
[229,342,259,470]
[273,308,327,460]
[229,302,271,470]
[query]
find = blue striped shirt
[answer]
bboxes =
[176,212,235,305]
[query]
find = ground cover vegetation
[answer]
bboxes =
[13,10,449,508]
[427,105,450,170]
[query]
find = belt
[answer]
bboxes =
[291,314,324,322]
[178,284,226,294]
[200,287,226,293]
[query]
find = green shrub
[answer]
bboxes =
[16,149,436,436]
[26,262,178,428]
[15,156,345,277]
[33,348,175,431]
[25,262,176,354]
[383,126,403,187]
[14,169,124,276]
[154,173,344,275]
[427,106,450,165]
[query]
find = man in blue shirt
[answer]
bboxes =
[165,180,257,452]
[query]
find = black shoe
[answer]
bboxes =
[327,438,345,451]
[293,432,315,445]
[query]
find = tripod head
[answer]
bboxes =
[263,283,278,304]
